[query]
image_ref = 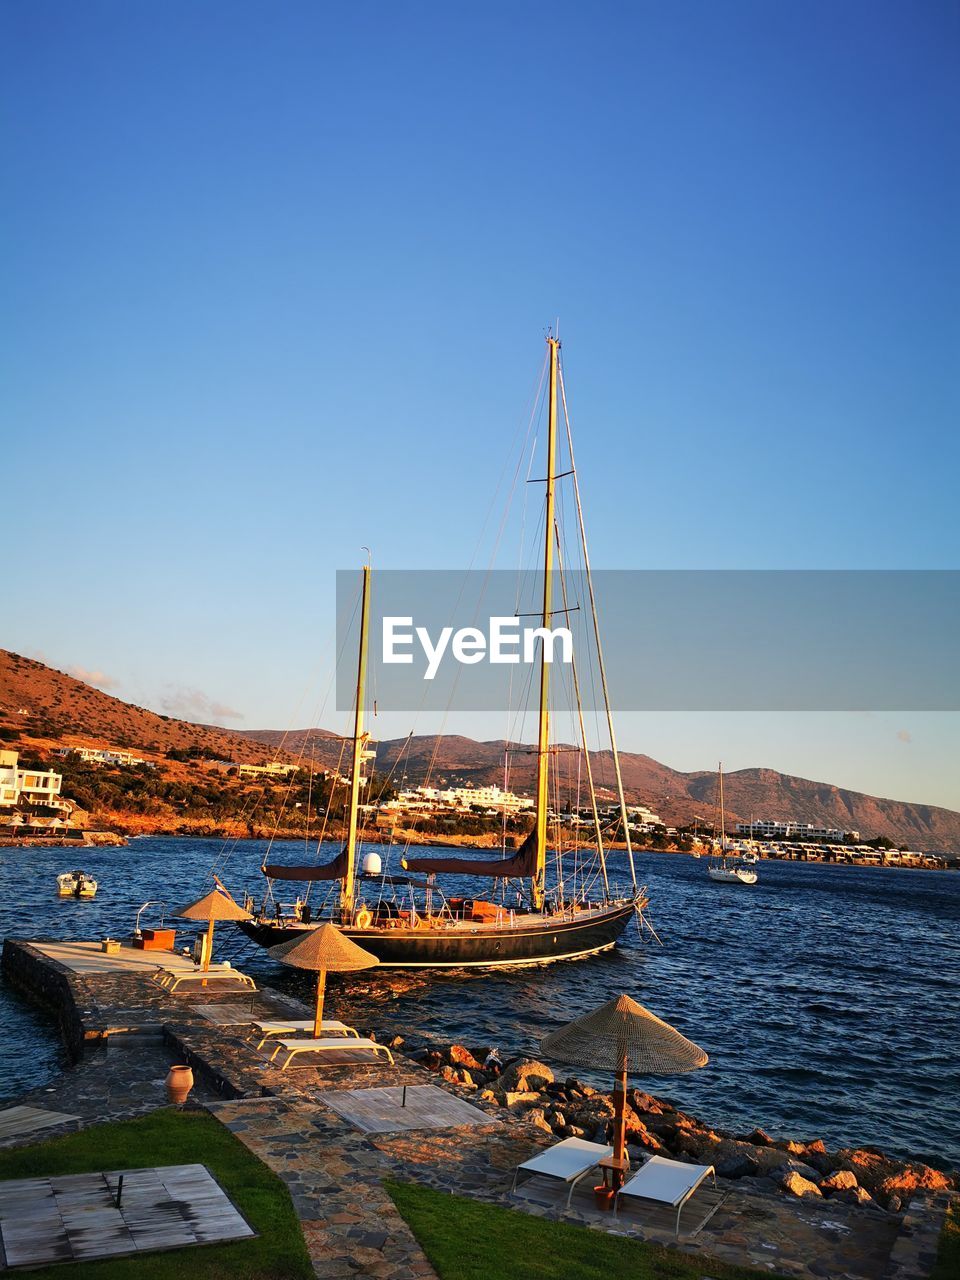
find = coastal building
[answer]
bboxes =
[387,783,533,815]
[211,760,301,780]
[735,819,855,843]
[54,746,151,768]
[0,750,72,827]
[625,803,662,826]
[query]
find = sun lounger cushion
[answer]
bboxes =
[617,1155,714,1206]
[517,1137,614,1182]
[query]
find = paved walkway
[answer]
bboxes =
[1,938,952,1280]
[210,1097,436,1280]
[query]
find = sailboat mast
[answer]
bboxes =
[532,336,559,910]
[718,762,725,855]
[341,564,370,917]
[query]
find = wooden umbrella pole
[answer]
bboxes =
[613,1065,628,1175]
[313,969,327,1038]
[204,919,215,971]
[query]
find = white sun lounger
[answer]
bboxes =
[268,1037,395,1070]
[249,1020,360,1049]
[154,966,257,993]
[511,1137,614,1207]
[614,1155,716,1236]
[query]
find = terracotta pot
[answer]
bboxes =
[593,1185,616,1211]
[165,1064,194,1105]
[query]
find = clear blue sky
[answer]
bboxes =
[4,2,958,808]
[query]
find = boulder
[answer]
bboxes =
[417,1049,443,1071]
[478,1089,497,1103]
[744,1127,775,1147]
[500,1090,541,1109]
[804,1138,827,1155]
[821,1169,859,1194]
[524,1107,554,1136]
[838,1186,875,1207]
[835,1149,953,1200]
[499,1059,555,1094]
[878,1166,954,1203]
[773,1157,823,1184]
[781,1171,822,1198]
[627,1089,665,1116]
[446,1044,483,1072]
[716,1152,762,1180]
[561,1124,587,1139]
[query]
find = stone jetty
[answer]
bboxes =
[1,935,956,1280]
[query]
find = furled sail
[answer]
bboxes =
[401,827,538,879]
[263,848,349,882]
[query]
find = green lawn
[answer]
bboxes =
[0,1109,313,1280]
[932,1200,959,1280]
[386,1179,784,1280]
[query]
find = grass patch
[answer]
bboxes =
[386,1179,784,1280]
[0,1109,313,1279]
[932,1200,959,1280]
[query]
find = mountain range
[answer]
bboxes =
[1,649,956,851]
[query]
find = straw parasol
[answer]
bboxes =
[173,888,251,972]
[268,924,379,1037]
[541,994,707,1183]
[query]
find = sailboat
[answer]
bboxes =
[707,764,758,885]
[237,337,648,968]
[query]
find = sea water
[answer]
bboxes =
[0,837,957,1169]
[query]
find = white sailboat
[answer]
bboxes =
[707,765,758,885]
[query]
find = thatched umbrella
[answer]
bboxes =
[268,924,379,1037]
[173,888,251,972]
[541,994,707,1183]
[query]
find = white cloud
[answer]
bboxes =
[160,686,244,722]
[68,665,120,691]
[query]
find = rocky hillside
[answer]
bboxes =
[239,728,960,851]
[2,650,956,850]
[0,650,281,763]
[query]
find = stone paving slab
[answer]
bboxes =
[319,1084,500,1134]
[0,1105,80,1143]
[0,1163,253,1268]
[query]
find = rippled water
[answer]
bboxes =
[1,837,958,1169]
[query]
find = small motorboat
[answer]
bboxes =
[741,850,759,864]
[57,870,98,899]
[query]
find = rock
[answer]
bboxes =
[386,1035,405,1049]
[885,1194,902,1213]
[838,1186,875,1207]
[549,1110,566,1130]
[456,1069,475,1088]
[782,1140,809,1157]
[561,1124,586,1139]
[446,1044,483,1072]
[499,1059,555,1093]
[774,1157,823,1184]
[836,1149,953,1200]
[524,1107,554,1135]
[878,1166,954,1203]
[417,1049,442,1071]
[716,1153,761,1180]
[501,1090,541,1109]
[627,1089,665,1116]
[781,1171,823,1199]
[439,1065,460,1085]
[478,1089,497,1103]
[744,1127,775,1146]
[804,1139,827,1155]
[821,1170,859,1194]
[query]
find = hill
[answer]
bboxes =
[238,728,960,852]
[0,649,282,764]
[2,650,957,851]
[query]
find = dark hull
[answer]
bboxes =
[238,900,641,969]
